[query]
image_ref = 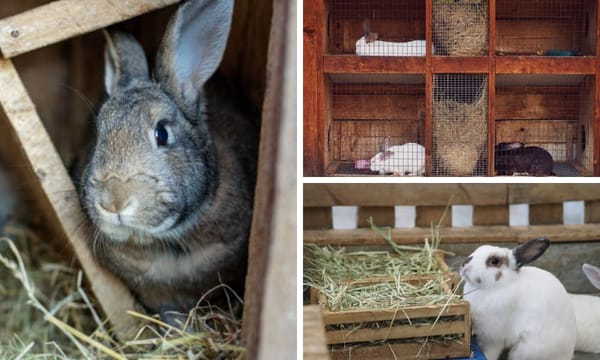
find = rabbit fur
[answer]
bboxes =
[79,0,257,319]
[494,142,554,176]
[460,238,576,360]
[369,143,425,176]
[570,263,600,353]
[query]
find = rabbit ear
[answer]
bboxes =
[104,31,150,95]
[512,237,550,268]
[156,0,233,113]
[583,263,600,289]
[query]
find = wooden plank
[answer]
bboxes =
[304,184,509,207]
[322,303,467,324]
[496,57,596,74]
[530,203,563,225]
[332,94,424,120]
[508,184,600,204]
[303,0,324,176]
[416,206,451,227]
[244,0,296,357]
[304,207,333,230]
[304,306,330,360]
[488,0,496,176]
[473,205,509,226]
[595,0,600,176]
[431,56,488,73]
[326,321,466,344]
[0,58,137,337]
[358,207,394,228]
[323,55,425,74]
[0,0,179,58]
[585,200,600,223]
[303,224,600,246]
[496,19,582,55]
[495,93,579,120]
[330,340,469,360]
[425,0,433,176]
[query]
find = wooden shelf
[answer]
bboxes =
[323,55,425,74]
[496,56,596,74]
[431,56,488,73]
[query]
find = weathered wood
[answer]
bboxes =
[0,0,180,58]
[496,20,584,55]
[595,0,600,176]
[0,58,137,337]
[326,321,466,344]
[508,184,600,204]
[473,205,509,226]
[431,56,488,73]
[416,206,451,227]
[585,200,600,223]
[323,55,425,74]
[243,0,296,357]
[303,306,330,360]
[321,303,467,324]
[496,57,596,74]
[358,207,395,228]
[332,94,424,120]
[488,0,496,176]
[495,93,579,120]
[304,207,333,230]
[330,341,470,360]
[530,203,563,225]
[303,224,600,246]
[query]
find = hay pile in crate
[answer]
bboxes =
[433,78,488,176]
[433,0,488,56]
[304,220,471,359]
[0,224,244,359]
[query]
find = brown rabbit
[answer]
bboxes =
[78,0,257,321]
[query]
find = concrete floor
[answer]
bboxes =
[574,352,600,359]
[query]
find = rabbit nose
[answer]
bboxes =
[462,256,473,266]
[96,178,138,215]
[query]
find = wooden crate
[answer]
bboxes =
[307,250,470,360]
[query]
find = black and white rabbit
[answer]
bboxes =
[78,0,257,320]
[570,263,600,353]
[461,238,576,360]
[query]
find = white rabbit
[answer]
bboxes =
[460,238,576,360]
[369,143,425,176]
[570,263,600,353]
[355,37,427,56]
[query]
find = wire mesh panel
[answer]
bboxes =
[496,0,596,55]
[432,0,488,56]
[327,0,426,56]
[495,75,594,176]
[432,74,488,176]
[327,78,426,176]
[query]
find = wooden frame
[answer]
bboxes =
[304,0,600,176]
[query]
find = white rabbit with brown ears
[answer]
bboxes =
[460,238,576,360]
[570,263,600,353]
[78,0,258,324]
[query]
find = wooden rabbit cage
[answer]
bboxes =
[304,0,600,176]
[0,0,295,358]
[304,183,600,358]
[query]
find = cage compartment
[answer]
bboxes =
[432,74,489,176]
[433,0,488,56]
[326,79,426,176]
[496,0,597,56]
[327,0,426,56]
[495,75,594,176]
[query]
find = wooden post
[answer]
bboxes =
[425,0,433,176]
[0,58,137,338]
[488,0,497,175]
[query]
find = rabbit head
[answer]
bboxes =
[370,153,384,173]
[460,238,550,290]
[80,0,233,243]
[583,263,600,289]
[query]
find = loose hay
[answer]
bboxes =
[0,224,245,360]
[433,1,488,56]
[433,79,488,176]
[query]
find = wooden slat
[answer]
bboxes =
[431,56,489,73]
[416,206,451,227]
[595,0,600,176]
[496,57,596,74]
[508,184,600,204]
[530,203,563,225]
[473,205,509,226]
[425,0,432,175]
[585,200,600,224]
[332,94,424,120]
[0,0,179,58]
[326,321,466,344]
[0,58,137,337]
[322,303,467,324]
[357,206,395,228]
[488,0,497,176]
[303,224,600,246]
[323,55,425,74]
[330,340,469,360]
[304,207,333,230]
[495,93,579,120]
[304,306,330,360]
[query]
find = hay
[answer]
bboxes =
[0,224,245,359]
[433,80,488,176]
[433,1,488,56]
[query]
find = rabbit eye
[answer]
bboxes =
[154,122,169,147]
[486,256,502,267]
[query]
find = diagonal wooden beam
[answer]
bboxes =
[0,0,180,58]
[0,58,137,338]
